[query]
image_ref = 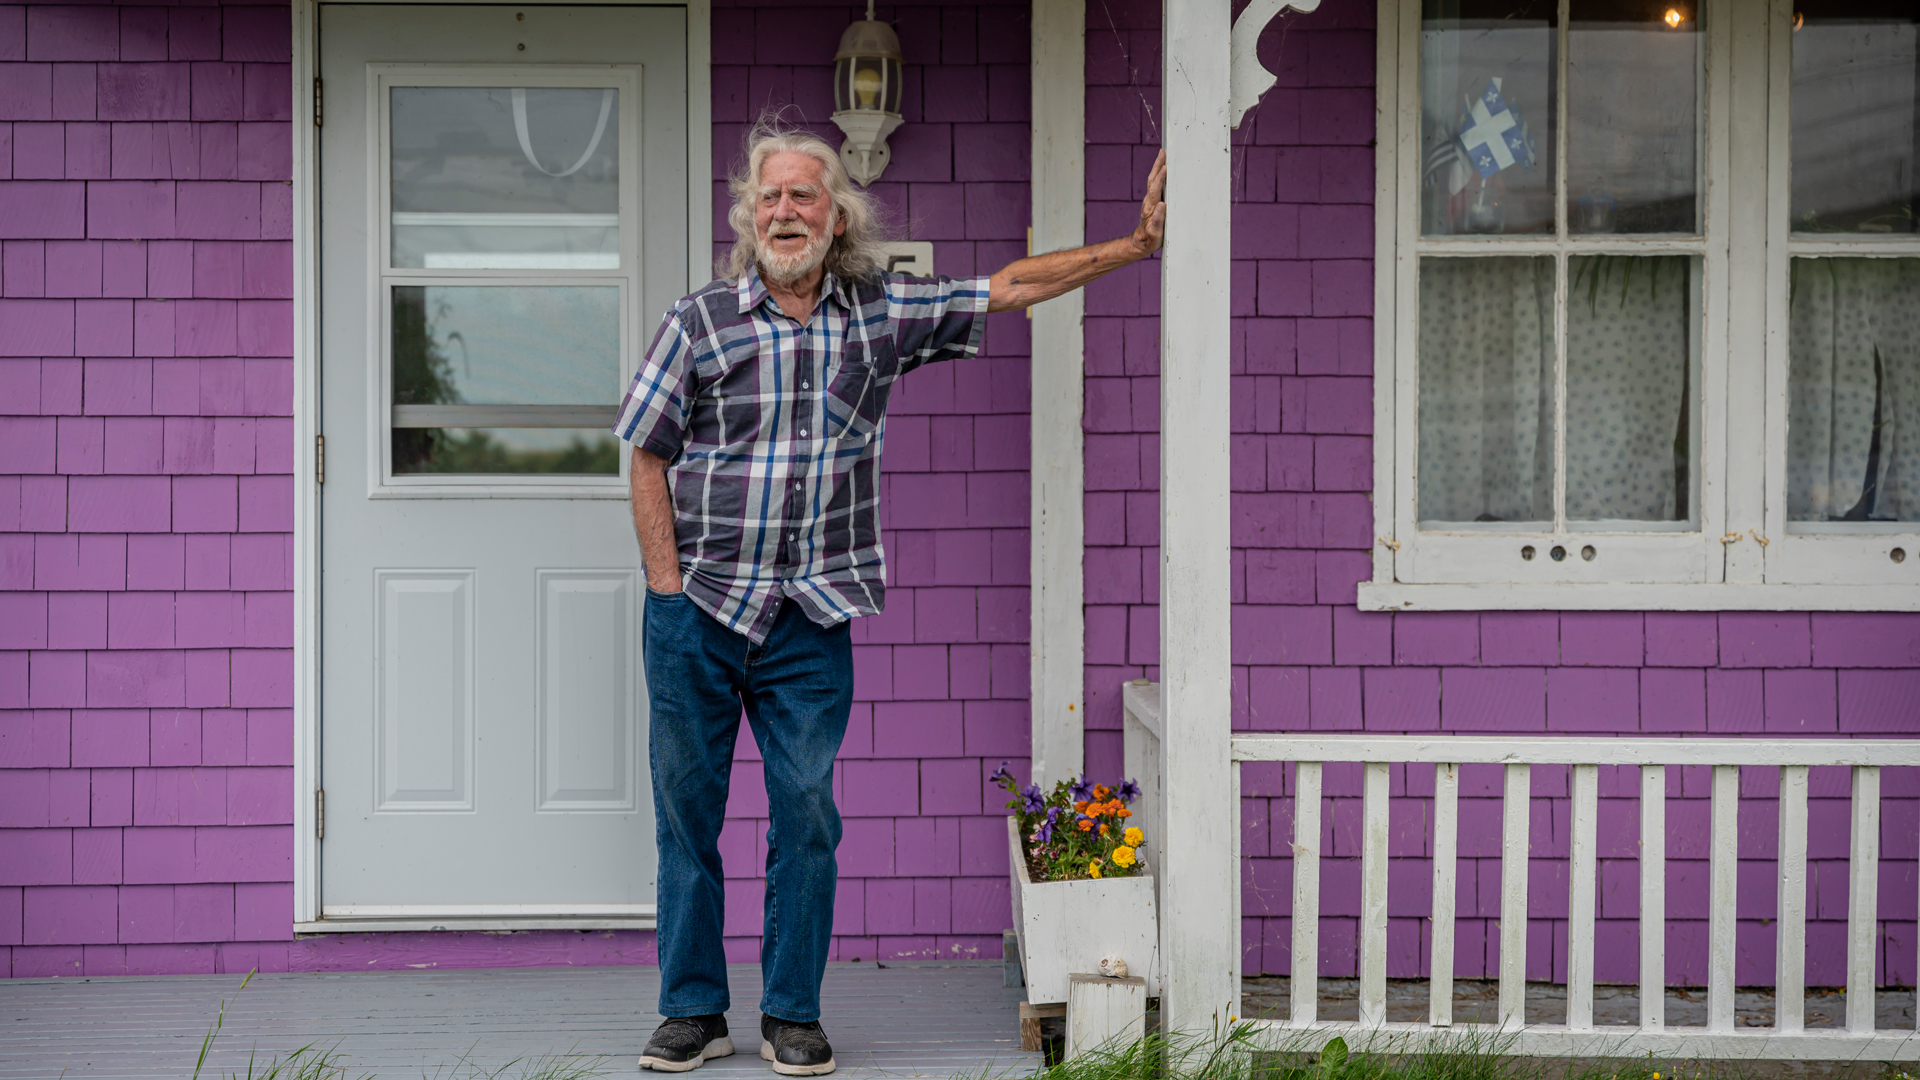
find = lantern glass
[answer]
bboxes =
[851,56,885,110]
[834,54,902,115]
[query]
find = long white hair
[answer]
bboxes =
[723,118,890,283]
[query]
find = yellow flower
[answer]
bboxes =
[1112,845,1137,867]
[1099,823,1109,837]
[1089,858,1104,879]
[1123,827,1144,847]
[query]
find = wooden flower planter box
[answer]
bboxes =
[1006,816,1159,1005]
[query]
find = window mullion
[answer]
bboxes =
[1553,0,1572,535]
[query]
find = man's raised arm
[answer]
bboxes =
[986,149,1167,313]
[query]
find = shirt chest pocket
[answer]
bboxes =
[823,340,894,441]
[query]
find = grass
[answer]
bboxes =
[1010,1023,1908,1080]
[183,972,611,1080]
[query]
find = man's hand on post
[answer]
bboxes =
[1132,148,1167,257]
[986,149,1168,312]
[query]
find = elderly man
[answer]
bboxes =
[616,122,1167,1076]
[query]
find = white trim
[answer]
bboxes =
[324,903,655,916]
[686,0,712,288]
[1159,0,1237,1037]
[292,0,711,934]
[1360,580,1920,610]
[292,0,321,928]
[1229,732,1920,767]
[1371,0,1400,587]
[297,915,656,934]
[1240,1022,1920,1061]
[1028,0,1086,788]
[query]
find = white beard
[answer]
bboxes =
[758,224,831,286]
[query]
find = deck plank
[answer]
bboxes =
[0,962,1042,1080]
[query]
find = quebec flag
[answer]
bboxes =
[1457,78,1538,179]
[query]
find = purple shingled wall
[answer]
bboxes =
[0,0,301,977]
[1085,0,1920,987]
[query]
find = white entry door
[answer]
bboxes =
[318,4,686,919]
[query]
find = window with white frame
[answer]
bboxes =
[1370,0,1920,605]
[374,70,639,493]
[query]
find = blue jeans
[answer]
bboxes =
[643,589,852,1023]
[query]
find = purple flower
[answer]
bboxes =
[1019,784,1046,815]
[1069,775,1095,802]
[989,761,1014,787]
[1117,778,1142,804]
[1033,819,1055,845]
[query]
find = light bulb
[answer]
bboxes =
[854,68,882,110]
[1663,7,1683,26]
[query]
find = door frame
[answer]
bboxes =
[290,0,712,931]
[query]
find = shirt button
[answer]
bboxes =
[803,382,810,389]
[789,533,796,541]
[800,428,808,437]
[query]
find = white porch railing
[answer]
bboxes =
[1122,682,1920,1060]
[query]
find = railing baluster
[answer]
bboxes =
[1776,764,1809,1034]
[1640,764,1665,1031]
[1232,758,1243,1021]
[1499,762,1530,1030]
[1358,762,1390,1027]
[1567,763,1598,1032]
[1430,763,1459,1028]
[1291,760,1322,1027]
[1708,764,1739,1031]
[1848,765,1881,1035]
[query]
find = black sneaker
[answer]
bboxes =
[639,1014,734,1072]
[759,1014,836,1076]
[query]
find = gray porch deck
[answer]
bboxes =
[0,962,1041,1080]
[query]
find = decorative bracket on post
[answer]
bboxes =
[1230,0,1324,129]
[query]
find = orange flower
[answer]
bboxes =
[1093,785,1111,800]
[1074,800,1090,813]
[1099,823,1109,837]
[1117,808,1133,818]
[1076,818,1093,832]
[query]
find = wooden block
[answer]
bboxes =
[1018,1001,1065,1052]
[1066,973,1147,1061]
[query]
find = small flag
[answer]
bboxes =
[1456,78,1537,179]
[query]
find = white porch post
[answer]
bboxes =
[1157,0,1237,1035]
[1029,0,1087,787]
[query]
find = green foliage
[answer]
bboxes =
[1001,1022,1803,1080]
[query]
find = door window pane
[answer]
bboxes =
[391,285,621,476]
[1568,0,1700,234]
[391,87,620,268]
[1565,255,1696,522]
[393,428,621,476]
[1791,1,1920,233]
[1418,256,1557,524]
[1788,257,1920,521]
[1421,0,1558,235]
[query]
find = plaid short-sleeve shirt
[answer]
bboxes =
[613,267,989,643]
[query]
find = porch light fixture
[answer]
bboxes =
[830,1,904,187]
